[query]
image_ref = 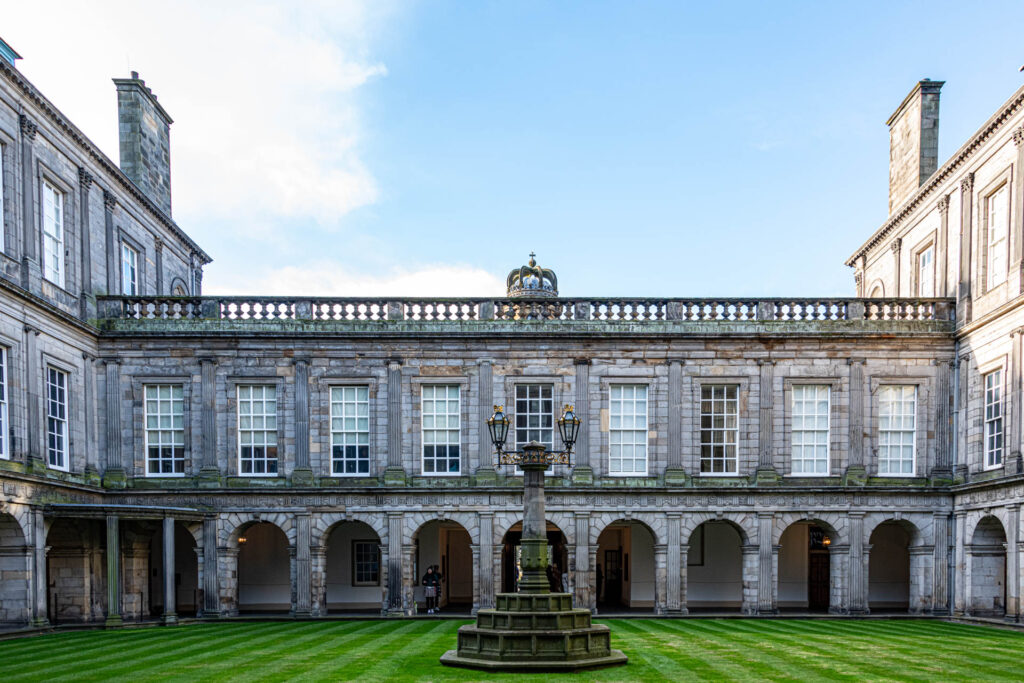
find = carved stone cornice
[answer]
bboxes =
[937,195,950,215]
[103,190,116,212]
[960,173,974,193]
[19,114,37,141]
[78,167,93,189]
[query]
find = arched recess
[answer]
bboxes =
[595,520,657,612]
[324,521,383,614]
[0,512,30,626]
[500,520,568,593]
[235,521,291,613]
[413,520,473,613]
[686,520,746,613]
[777,520,839,612]
[868,519,921,613]
[969,515,1007,617]
[867,280,885,298]
[45,518,107,623]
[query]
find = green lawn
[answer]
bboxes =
[0,619,1021,682]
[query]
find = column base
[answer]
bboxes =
[290,467,315,486]
[753,467,781,486]
[105,615,124,627]
[928,467,954,486]
[842,465,868,487]
[663,467,689,487]
[31,617,50,628]
[102,468,127,489]
[161,613,178,625]
[570,466,593,486]
[197,467,223,489]
[473,467,498,486]
[383,466,407,486]
[28,456,48,476]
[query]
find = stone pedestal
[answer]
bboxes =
[440,592,627,672]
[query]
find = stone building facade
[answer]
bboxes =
[0,44,1022,627]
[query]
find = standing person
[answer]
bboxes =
[422,566,439,614]
[433,564,444,611]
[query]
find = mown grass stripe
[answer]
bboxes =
[328,620,458,683]
[614,617,762,681]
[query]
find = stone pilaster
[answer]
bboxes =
[1006,504,1020,621]
[202,516,219,617]
[104,190,117,295]
[383,359,406,485]
[105,515,122,626]
[470,544,481,614]
[757,512,776,614]
[891,238,902,297]
[102,359,126,488]
[955,354,970,480]
[740,544,759,614]
[387,513,404,615]
[402,543,418,615]
[198,357,221,487]
[571,358,593,484]
[162,517,177,624]
[654,543,668,614]
[24,326,43,472]
[478,512,494,609]
[19,115,38,290]
[78,168,95,318]
[31,509,48,627]
[848,512,867,614]
[291,359,313,485]
[1014,127,1024,292]
[664,360,687,485]
[755,360,779,484]
[665,513,684,613]
[931,359,954,483]
[588,546,599,613]
[294,513,312,617]
[938,194,950,295]
[959,172,974,324]
[474,359,496,483]
[310,545,327,616]
[1011,330,1024,474]
[81,354,98,485]
[953,511,966,615]
[932,513,950,615]
[844,358,867,485]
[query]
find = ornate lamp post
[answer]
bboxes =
[441,403,626,671]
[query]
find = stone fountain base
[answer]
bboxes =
[439,592,627,672]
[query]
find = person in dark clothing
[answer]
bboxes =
[433,564,444,608]
[422,566,440,614]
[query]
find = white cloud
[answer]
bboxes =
[5,0,390,229]
[209,262,506,298]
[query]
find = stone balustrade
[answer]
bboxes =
[96,296,956,323]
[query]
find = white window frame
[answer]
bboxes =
[352,539,381,586]
[237,384,278,476]
[42,180,65,287]
[514,383,555,451]
[330,385,371,477]
[700,384,740,475]
[790,384,830,476]
[421,384,461,476]
[984,370,1004,470]
[608,384,648,476]
[917,244,935,297]
[46,366,69,472]
[0,347,8,460]
[877,385,917,476]
[986,184,1009,290]
[144,384,185,477]
[121,242,139,296]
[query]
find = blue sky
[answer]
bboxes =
[6,1,1024,297]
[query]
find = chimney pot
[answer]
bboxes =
[131,70,138,79]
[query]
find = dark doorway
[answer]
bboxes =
[808,552,830,611]
[500,521,568,593]
[601,549,623,608]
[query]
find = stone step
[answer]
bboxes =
[474,608,595,631]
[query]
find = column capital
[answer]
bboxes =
[101,356,121,366]
[756,511,774,520]
[847,510,865,519]
[574,511,590,520]
[960,172,975,193]
[573,357,592,366]
[1013,126,1024,148]
[756,358,775,367]
[103,189,116,211]
[847,357,865,366]
[667,358,685,366]
[477,510,494,519]
[19,114,37,140]
[154,237,164,253]
[292,356,310,367]
[890,237,902,254]
[198,356,217,366]
[937,194,950,214]
[386,356,403,368]
[477,357,493,366]
[78,167,94,189]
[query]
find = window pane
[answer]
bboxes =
[332,385,372,476]
[422,385,460,475]
[608,385,648,475]
[700,384,739,475]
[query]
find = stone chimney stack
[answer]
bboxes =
[113,71,173,216]
[887,79,943,214]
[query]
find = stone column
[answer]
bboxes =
[665,360,686,485]
[953,511,966,615]
[475,359,495,481]
[310,545,327,616]
[571,358,593,484]
[740,544,759,614]
[104,190,117,295]
[19,115,38,290]
[665,513,683,613]
[756,512,776,614]
[291,359,313,485]
[402,543,418,615]
[756,360,778,484]
[1013,127,1024,292]
[162,517,177,624]
[909,545,933,614]
[845,359,867,485]
[938,194,951,295]
[470,544,481,614]
[103,359,126,488]
[383,359,406,485]
[574,513,590,609]
[932,359,954,482]
[963,541,974,616]
[154,238,164,295]
[827,543,848,614]
[1007,504,1020,620]
[219,546,239,616]
[387,513,404,615]
[1011,331,1024,473]
[478,512,495,608]
[31,509,48,627]
[955,354,970,480]
[679,543,690,615]
[848,512,867,614]
[588,546,599,613]
[198,358,220,487]
[202,516,219,617]
[959,173,975,325]
[24,327,42,471]
[294,513,312,617]
[891,238,902,297]
[654,543,668,614]
[932,513,950,615]
[82,355,97,483]
[105,515,122,626]
[492,543,504,604]
[78,168,94,318]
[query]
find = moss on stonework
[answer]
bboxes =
[130,476,198,490]
[864,477,929,487]
[225,476,288,488]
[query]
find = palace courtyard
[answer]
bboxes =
[0,619,1020,681]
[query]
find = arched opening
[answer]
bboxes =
[970,516,1007,617]
[46,518,106,623]
[236,522,290,613]
[121,520,158,620]
[148,522,199,617]
[687,521,744,613]
[868,520,914,613]
[778,522,835,612]
[595,521,656,612]
[325,521,383,614]
[501,521,568,594]
[0,513,30,626]
[414,520,473,614]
